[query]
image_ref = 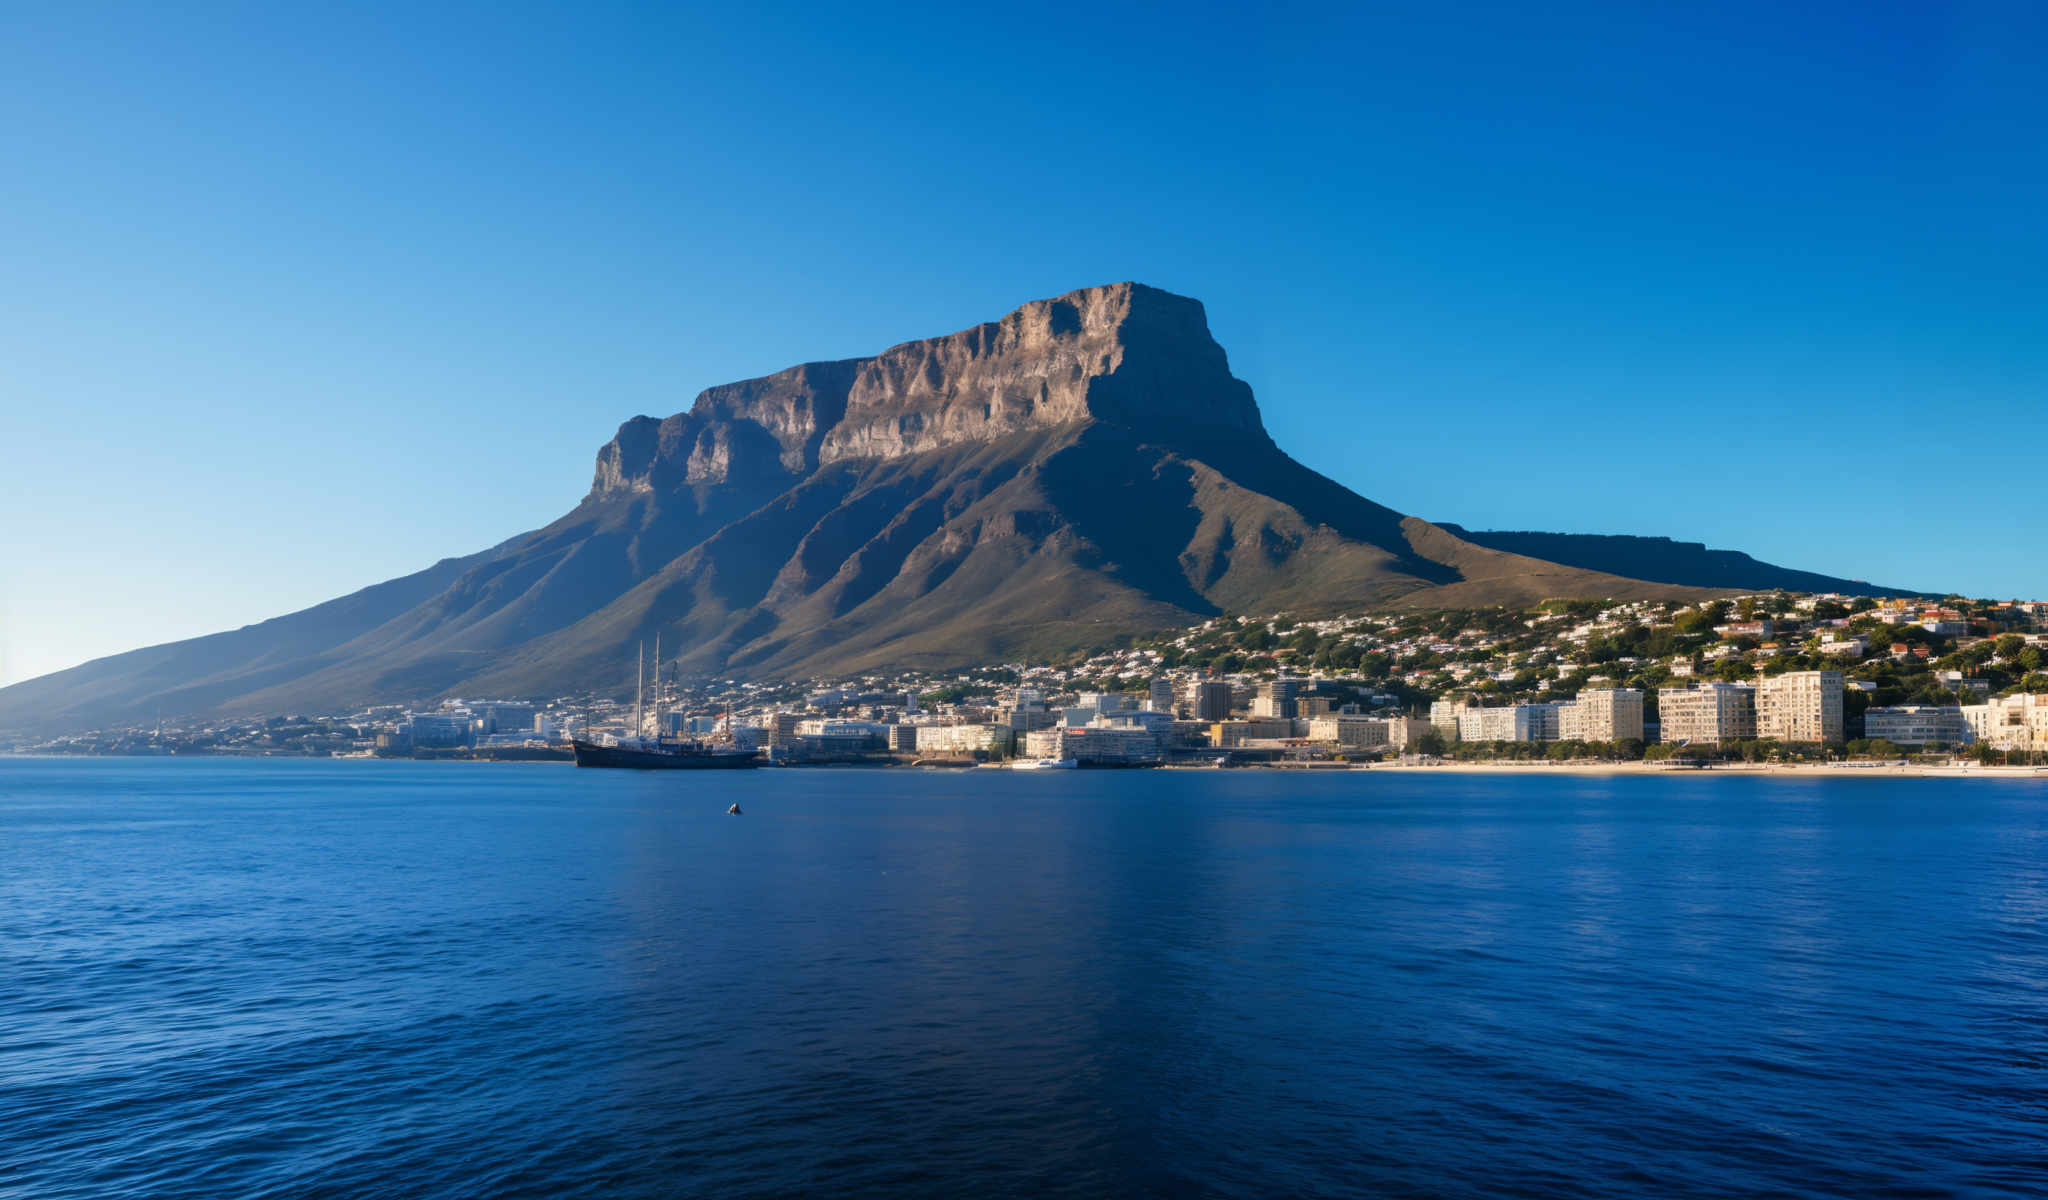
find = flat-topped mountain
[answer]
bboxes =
[6,283,1764,732]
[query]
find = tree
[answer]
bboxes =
[1416,729,1448,757]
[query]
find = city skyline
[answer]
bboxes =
[7,1,2048,686]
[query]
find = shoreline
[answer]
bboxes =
[1366,760,2048,779]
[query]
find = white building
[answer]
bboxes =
[1962,694,2048,752]
[914,723,1014,756]
[1455,703,1560,744]
[1658,684,1757,746]
[1755,670,1845,745]
[1557,689,1644,742]
[1023,725,1160,765]
[1863,706,1972,747]
[1306,715,1392,750]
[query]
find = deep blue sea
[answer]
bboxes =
[3,759,2046,1198]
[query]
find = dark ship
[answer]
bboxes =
[571,738,761,770]
[572,637,762,770]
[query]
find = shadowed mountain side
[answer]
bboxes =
[1432,526,1922,598]
[447,427,1714,697]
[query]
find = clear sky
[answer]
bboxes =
[4,0,2046,685]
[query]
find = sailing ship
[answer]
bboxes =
[572,637,762,770]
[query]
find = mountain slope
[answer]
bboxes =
[1432,527,1924,598]
[4,282,1748,734]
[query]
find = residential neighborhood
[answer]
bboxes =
[19,593,2048,767]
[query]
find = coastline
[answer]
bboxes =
[1367,760,2048,779]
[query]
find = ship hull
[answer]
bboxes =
[571,740,762,770]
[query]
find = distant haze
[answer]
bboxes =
[5,2,2045,684]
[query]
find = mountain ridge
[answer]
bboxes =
[1431,526,1926,599]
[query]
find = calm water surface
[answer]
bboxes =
[3,759,2045,1198]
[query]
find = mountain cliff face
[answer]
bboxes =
[1,283,1722,733]
[591,285,1264,493]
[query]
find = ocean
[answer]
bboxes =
[3,758,2044,1198]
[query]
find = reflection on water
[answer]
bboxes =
[2,759,2045,1198]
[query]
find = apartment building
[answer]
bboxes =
[1863,705,1971,747]
[1755,670,1845,745]
[1308,714,1437,751]
[1657,683,1757,745]
[1456,703,1560,743]
[1557,689,1644,742]
[1962,694,2048,752]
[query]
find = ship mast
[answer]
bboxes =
[634,640,644,741]
[653,632,663,742]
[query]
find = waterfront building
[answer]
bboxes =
[1557,689,1644,742]
[794,719,891,751]
[1146,677,1176,713]
[1094,709,1173,757]
[1455,703,1560,744]
[1657,683,1757,746]
[1023,725,1159,765]
[1862,706,1972,747]
[1755,670,1845,745]
[1306,715,1391,750]
[1428,697,1469,740]
[476,702,537,734]
[915,723,1013,756]
[1209,718,1296,747]
[767,711,804,747]
[1961,694,2048,752]
[407,712,470,748]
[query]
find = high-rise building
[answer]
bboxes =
[1557,689,1644,742]
[1429,697,1470,740]
[1190,680,1234,722]
[1252,678,1303,719]
[1755,670,1844,745]
[1146,677,1176,713]
[767,712,804,747]
[1657,684,1757,745]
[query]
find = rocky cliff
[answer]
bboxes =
[593,283,1265,495]
[1,283,1739,733]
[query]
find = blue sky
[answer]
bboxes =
[4,0,2045,685]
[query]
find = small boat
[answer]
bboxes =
[1009,758,1078,771]
[727,803,742,815]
